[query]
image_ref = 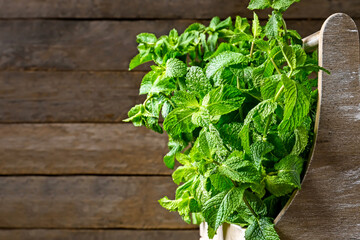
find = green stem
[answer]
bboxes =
[249,40,255,58]
[270,58,282,75]
[262,116,272,140]
[274,85,285,102]
[243,194,258,218]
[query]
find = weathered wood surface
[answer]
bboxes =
[0,19,352,71]
[275,13,360,239]
[0,230,199,240]
[0,124,169,175]
[0,0,358,19]
[0,71,145,122]
[0,176,195,229]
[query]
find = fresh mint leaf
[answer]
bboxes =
[272,0,300,12]
[210,173,234,191]
[218,151,261,183]
[172,165,197,185]
[203,186,246,231]
[137,33,157,45]
[290,126,309,155]
[265,155,304,196]
[202,85,245,117]
[185,66,212,98]
[248,0,271,10]
[278,75,310,132]
[206,51,247,80]
[245,217,279,240]
[265,11,283,39]
[165,58,187,78]
[252,12,262,38]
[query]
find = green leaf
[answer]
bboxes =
[265,11,283,39]
[218,151,261,183]
[129,53,153,70]
[159,192,196,224]
[215,17,232,31]
[172,165,197,185]
[203,186,246,231]
[136,33,157,44]
[192,176,211,204]
[261,75,282,100]
[204,124,230,161]
[240,99,277,154]
[185,23,206,32]
[165,58,187,78]
[139,70,176,95]
[271,0,300,12]
[202,85,245,117]
[243,190,267,216]
[206,51,247,79]
[164,138,187,169]
[164,107,198,137]
[163,91,201,137]
[265,155,304,196]
[278,75,310,132]
[279,42,296,70]
[219,122,243,151]
[185,66,212,98]
[215,186,246,230]
[252,12,262,38]
[250,141,274,168]
[248,0,271,10]
[245,217,279,240]
[210,173,234,191]
[235,16,250,32]
[291,126,309,155]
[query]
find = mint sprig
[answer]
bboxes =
[125,0,323,239]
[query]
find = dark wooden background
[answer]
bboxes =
[0,1,358,239]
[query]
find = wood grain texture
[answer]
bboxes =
[0,71,146,122]
[0,229,199,240]
[0,0,358,19]
[0,124,170,175]
[0,19,349,71]
[0,176,196,229]
[275,13,360,239]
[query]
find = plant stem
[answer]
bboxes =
[270,58,282,75]
[274,85,285,102]
[263,116,272,140]
[243,194,258,218]
[250,40,255,58]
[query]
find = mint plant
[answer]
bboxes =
[125,0,327,239]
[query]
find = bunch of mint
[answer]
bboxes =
[125,0,326,239]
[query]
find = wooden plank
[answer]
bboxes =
[0,71,146,122]
[0,0,358,19]
[0,229,199,240]
[0,176,196,229]
[275,13,360,239]
[0,124,170,175]
[0,19,349,71]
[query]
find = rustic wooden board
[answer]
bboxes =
[0,19,345,71]
[275,13,360,239]
[0,124,170,175]
[0,176,195,229]
[0,71,146,122]
[0,0,358,19]
[0,229,199,240]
